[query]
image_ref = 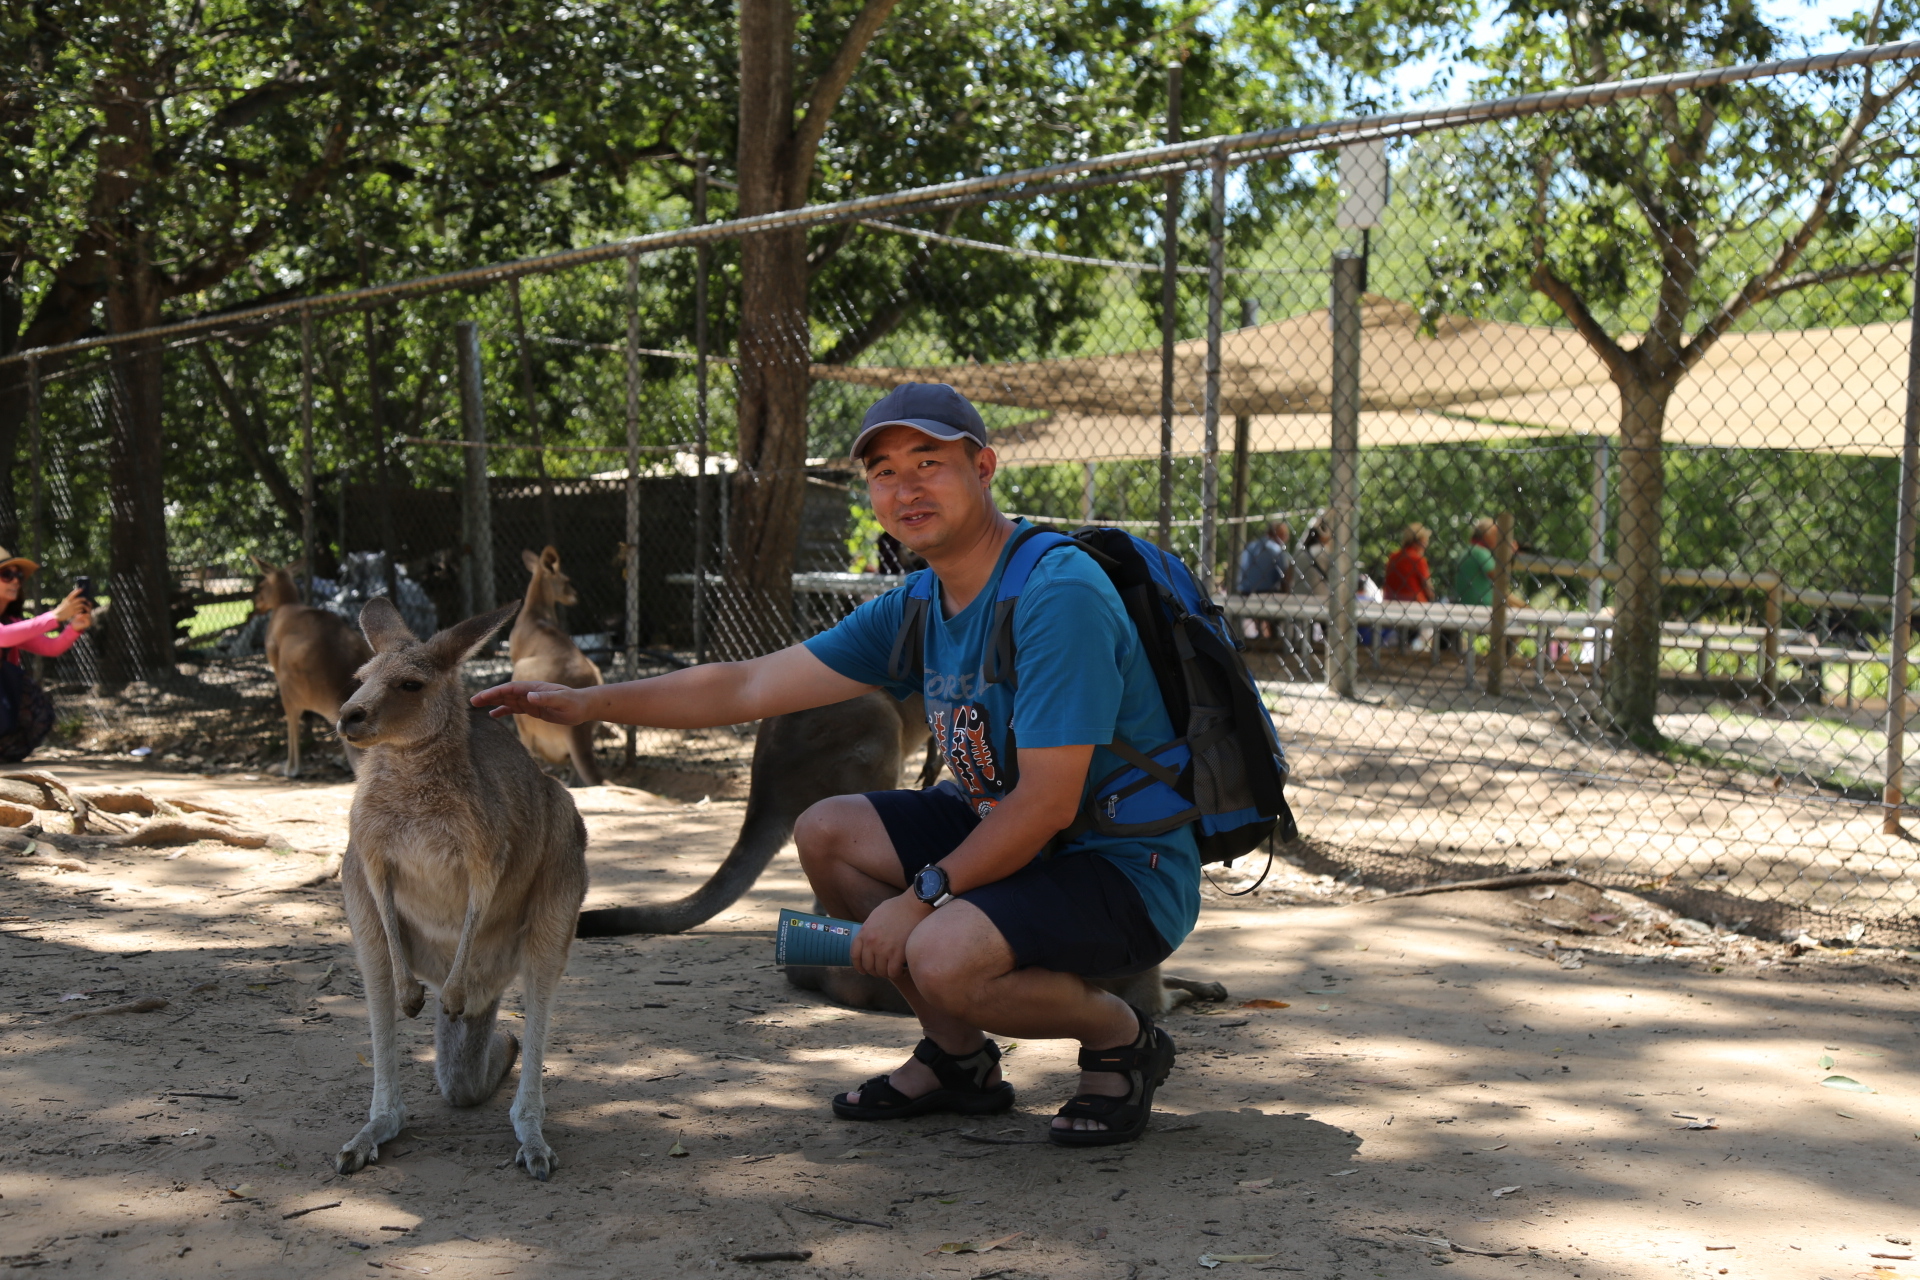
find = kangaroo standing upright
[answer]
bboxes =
[508,547,605,785]
[251,556,372,778]
[334,598,587,1181]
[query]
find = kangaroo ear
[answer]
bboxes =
[541,545,561,571]
[427,600,521,670]
[521,548,542,574]
[249,553,272,573]
[359,596,417,653]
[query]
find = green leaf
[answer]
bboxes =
[1820,1075,1873,1093]
[1816,1054,1835,1070]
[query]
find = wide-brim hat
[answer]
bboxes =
[0,548,40,577]
[851,382,989,460]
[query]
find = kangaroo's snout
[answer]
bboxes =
[338,702,373,744]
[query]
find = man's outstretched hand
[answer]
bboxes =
[471,681,588,725]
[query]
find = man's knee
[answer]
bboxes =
[905,905,1010,1009]
[793,794,866,874]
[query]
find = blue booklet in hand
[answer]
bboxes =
[775,909,861,967]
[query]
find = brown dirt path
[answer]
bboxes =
[1,759,1915,1279]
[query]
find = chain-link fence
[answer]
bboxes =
[13,40,1920,942]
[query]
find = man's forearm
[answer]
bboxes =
[570,662,768,729]
[937,784,1080,894]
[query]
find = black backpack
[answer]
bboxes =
[888,525,1297,877]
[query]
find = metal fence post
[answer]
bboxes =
[1200,148,1226,593]
[693,156,711,666]
[509,276,555,550]
[1228,299,1257,590]
[362,290,399,599]
[1884,234,1920,834]
[26,354,41,570]
[300,307,317,604]
[624,251,643,765]
[1328,250,1362,699]
[1762,569,1783,706]
[455,319,494,616]
[1489,510,1514,696]
[1156,62,1182,553]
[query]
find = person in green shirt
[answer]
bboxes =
[1453,517,1498,606]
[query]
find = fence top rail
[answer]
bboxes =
[5,38,1916,371]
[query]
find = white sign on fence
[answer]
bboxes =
[1336,139,1391,229]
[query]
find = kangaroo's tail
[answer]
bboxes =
[575,794,795,937]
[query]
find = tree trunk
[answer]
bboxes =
[1604,374,1670,743]
[102,260,173,684]
[726,0,810,658]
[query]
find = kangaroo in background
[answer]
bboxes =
[577,692,1223,1017]
[334,598,588,1182]
[509,546,605,785]
[251,556,372,778]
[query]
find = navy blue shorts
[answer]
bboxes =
[864,786,1172,979]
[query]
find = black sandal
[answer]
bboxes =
[831,1037,1015,1121]
[1048,1005,1176,1147]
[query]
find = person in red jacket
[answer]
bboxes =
[0,549,92,761]
[1382,524,1433,651]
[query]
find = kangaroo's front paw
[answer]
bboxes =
[438,978,468,1019]
[515,1136,557,1182]
[398,978,426,1019]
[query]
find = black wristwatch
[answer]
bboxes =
[913,864,954,908]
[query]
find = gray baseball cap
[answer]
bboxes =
[851,383,988,460]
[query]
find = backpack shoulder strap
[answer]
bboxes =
[885,569,939,685]
[983,526,1077,689]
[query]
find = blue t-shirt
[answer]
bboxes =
[803,522,1202,951]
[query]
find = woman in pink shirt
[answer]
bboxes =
[0,548,93,761]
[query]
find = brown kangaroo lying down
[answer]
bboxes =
[576,693,1225,1017]
[335,598,588,1182]
[251,557,372,778]
[509,547,605,786]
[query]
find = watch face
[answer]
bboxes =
[916,866,945,901]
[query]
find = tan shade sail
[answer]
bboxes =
[815,297,1915,458]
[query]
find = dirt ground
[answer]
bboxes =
[3,756,1917,1280]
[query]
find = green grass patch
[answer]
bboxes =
[182,599,253,641]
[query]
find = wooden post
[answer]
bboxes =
[1487,511,1514,696]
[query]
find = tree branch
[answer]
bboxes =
[193,342,306,527]
[787,0,903,205]
[1754,251,1915,302]
[815,208,960,365]
[1529,260,1631,382]
[1680,62,1920,377]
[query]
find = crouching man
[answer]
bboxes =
[473,382,1200,1146]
